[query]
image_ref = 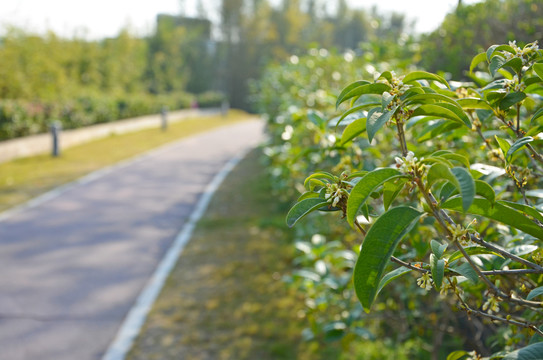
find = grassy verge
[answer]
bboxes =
[126,148,347,360]
[0,110,254,212]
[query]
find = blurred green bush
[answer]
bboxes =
[0,91,226,140]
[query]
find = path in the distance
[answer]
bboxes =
[0,120,265,360]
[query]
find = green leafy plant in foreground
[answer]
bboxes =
[287,41,543,359]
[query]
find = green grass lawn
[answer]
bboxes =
[0,110,255,213]
[126,148,348,360]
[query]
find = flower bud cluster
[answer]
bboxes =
[482,294,501,315]
[505,40,540,66]
[416,273,433,291]
[387,71,410,96]
[503,75,526,93]
[447,219,477,246]
[506,165,529,189]
[325,183,349,208]
[394,151,428,175]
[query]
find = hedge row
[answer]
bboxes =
[0,90,225,140]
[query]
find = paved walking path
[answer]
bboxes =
[0,120,265,360]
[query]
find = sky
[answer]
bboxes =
[1,0,480,39]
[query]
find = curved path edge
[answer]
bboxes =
[101,149,249,360]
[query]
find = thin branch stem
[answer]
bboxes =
[467,233,543,271]
[354,219,367,236]
[424,192,543,272]
[516,102,521,133]
[476,126,493,150]
[390,257,429,273]
[453,242,498,290]
[481,268,543,276]
[450,279,543,336]
[396,119,408,157]
[463,306,543,337]
[498,115,543,164]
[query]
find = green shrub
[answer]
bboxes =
[0,91,200,140]
[285,41,543,358]
[256,42,543,358]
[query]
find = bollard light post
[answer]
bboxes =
[161,106,168,131]
[50,121,62,157]
[221,99,229,118]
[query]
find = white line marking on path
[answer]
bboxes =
[101,149,250,360]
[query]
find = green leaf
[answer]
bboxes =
[307,111,325,127]
[527,286,543,301]
[354,206,423,312]
[502,57,524,74]
[509,244,539,257]
[450,262,479,284]
[436,102,472,127]
[475,180,496,204]
[412,104,469,127]
[346,168,404,228]
[439,181,458,202]
[378,71,393,81]
[430,254,445,290]
[451,167,475,212]
[457,98,493,110]
[340,117,367,145]
[533,63,543,81]
[427,163,457,186]
[482,79,508,91]
[486,44,500,61]
[530,107,543,124]
[401,87,425,100]
[447,350,469,360]
[500,200,543,223]
[367,107,398,142]
[431,239,448,259]
[499,92,527,110]
[421,155,454,168]
[417,120,462,142]
[486,44,516,60]
[336,80,371,109]
[286,198,330,228]
[486,90,507,104]
[470,52,487,73]
[448,246,504,264]
[336,103,378,128]
[404,93,461,107]
[502,342,543,360]
[381,91,395,109]
[506,136,533,160]
[489,56,507,77]
[486,44,517,61]
[495,136,511,156]
[376,266,412,296]
[297,191,319,202]
[403,71,450,88]
[442,198,543,240]
[347,171,369,180]
[431,150,470,168]
[525,75,543,86]
[383,178,407,211]
[336,83,391,109]
[304,172,336,190]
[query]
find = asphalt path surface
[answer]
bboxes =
[0,120,265,360]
